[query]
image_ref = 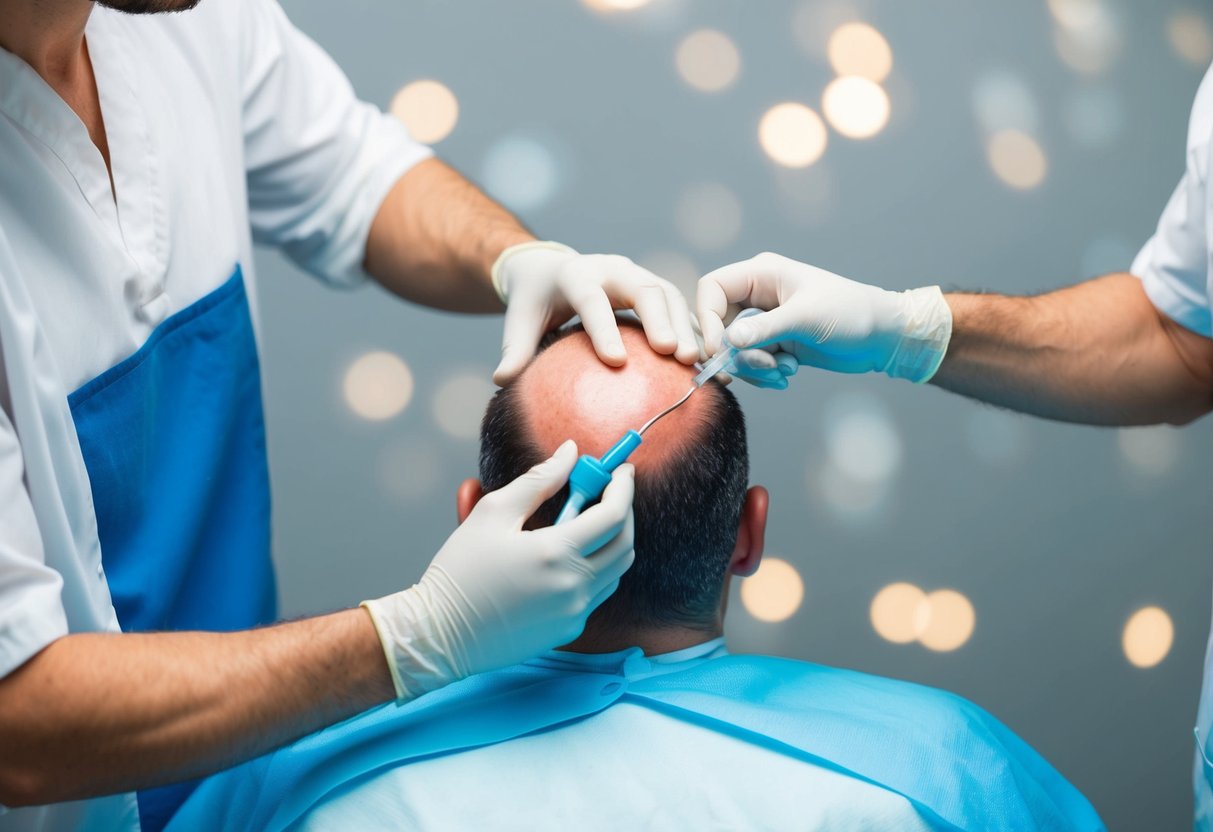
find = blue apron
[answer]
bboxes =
[68,267,276,830]
[167,654,1104,832]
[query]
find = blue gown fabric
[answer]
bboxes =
[68,267,276,830]
[168,653,1104,832]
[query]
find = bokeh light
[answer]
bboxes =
[675,182,743,251]
[740,558,805,623]
[1063,86,1126,150]
[1050,0,1123,76]
[1168,11,1213,68]
[823,394,903,484]
[914,589,977,652]
[582,0,650,11]
[378,437,444,503]
[482,135,562,213]
[1123,606,1174,669]
[827,22,893,82]
[1118,425,1181,477]
[432,372,496,440]
[390,80,459,144]
[986,130,1048,191]
[676,29,741,93]
[871,582,926,644]
[343,351,414,421]
[822,76,890,139]
[759,102,829,168]
[972,71,1039,135]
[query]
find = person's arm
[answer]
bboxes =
[0,609,390,807]
[696,254,1213,427]
[363,157,529,313]
[0,442,635,808]
[936,273,1213,425]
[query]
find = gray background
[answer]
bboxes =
[255,1,1213,828]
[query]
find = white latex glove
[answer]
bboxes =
[491,241,701,384]
[697,252,953,387]
[362,440,635,700]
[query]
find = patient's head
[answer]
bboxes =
[457,321,768,653]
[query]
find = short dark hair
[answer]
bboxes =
[478,327,749,633]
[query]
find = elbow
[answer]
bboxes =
[0,761,51,809]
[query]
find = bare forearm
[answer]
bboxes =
[0,608,394,806]
[933,274,1213,425]
[365,157,535,312]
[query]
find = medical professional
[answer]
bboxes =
[0,0,701,829]
[697,68,1213,824]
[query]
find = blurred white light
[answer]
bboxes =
[1051,1,1123,77]
[914,589,976,652]
[390,80,459,145]
[1080,235,1134,278]
[1123,606,1174,669]
[822,76,890,139]
[822,393,902,484]
[1063,86,1126,149]
[964,407,1029,468]
[583,0,651,11]
[675,182,743,251]
[378,437,444,503]
[1168,11,1213,68]
[1118,425,1181,477]
[740,558,805,622]
[986,130,1048,191]
[482,136,562,213]
[972,71,1039,135]
[827,22,893,82]
[676,29,741,93]
[759,102,829,168]
[1047,0,1102,30]
[871,582,926,644]
[812,460,891,525]
[638,251,700,297]
[343,351,414,421]
[432,372,496,440]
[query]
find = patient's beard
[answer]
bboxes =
[94,0,202,13]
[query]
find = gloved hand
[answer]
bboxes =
[362,440,635,700]
[697,252,953,387]
[491,241,700,385]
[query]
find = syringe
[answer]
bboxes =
[553,308,767,527]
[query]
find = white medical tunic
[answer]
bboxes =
[296,641,936,832]
[1130,65,1213,829]
[0,1,429,829]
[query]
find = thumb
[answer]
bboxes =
[725,305,801,350]
[492,439,578,520]
[493,301,546,385]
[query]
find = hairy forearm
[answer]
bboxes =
[0,608,394,806]
[933,273,1213,425]
[365,157,535,313]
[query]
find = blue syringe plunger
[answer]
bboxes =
[555,430,644,526]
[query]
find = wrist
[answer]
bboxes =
[884,286,953,383]
[490,240,577,303]
[360,571,470,701]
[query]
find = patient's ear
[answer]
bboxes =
[728,486,768,577]
[456,479,484,524]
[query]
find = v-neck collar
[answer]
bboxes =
[0,8,166,281]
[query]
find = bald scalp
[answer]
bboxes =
[515,323,715,472]
[478,321,749,634]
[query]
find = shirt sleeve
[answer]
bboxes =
[238,0,433,287]
[0,398,68,680]
[1131,67,1213,338]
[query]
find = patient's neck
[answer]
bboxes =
[560,624,722,657]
